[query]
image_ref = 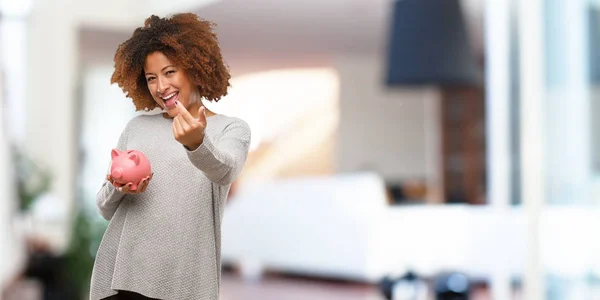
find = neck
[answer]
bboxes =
[188,102,202,118]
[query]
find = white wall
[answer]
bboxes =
[26,4,78,251]
[335,55,439,184]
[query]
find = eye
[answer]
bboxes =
[166,70,175,75]
[146,76,156,82]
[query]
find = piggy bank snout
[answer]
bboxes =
[111,168,123,179]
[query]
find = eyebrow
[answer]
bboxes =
[145,65,175,76]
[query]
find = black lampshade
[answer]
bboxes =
[385,0,481,86]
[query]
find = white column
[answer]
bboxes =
[543,0,591,205]
[484,0,513,297]
[0,0,33,287]
[485,0,512,210]
[0,55,19,290]
[26,3,79,251]
[0,18,28,143]
[518,0,546,299]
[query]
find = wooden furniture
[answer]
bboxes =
[440,87,486,204]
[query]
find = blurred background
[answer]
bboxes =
[1,0,599,299]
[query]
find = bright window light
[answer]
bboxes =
[204,68,340,151]
[0,0,33,18]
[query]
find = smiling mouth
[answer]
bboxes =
[161,92,179,109]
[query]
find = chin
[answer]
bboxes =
[165,110,178,118]
[161,106,179,118]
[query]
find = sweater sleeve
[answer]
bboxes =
[96,123,129,221]
[186,119,251,186]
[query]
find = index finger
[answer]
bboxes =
[197,106,207,126]
[175,101,194,123]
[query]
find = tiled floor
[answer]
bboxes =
[220,273,385,300]
[220,272,493,300]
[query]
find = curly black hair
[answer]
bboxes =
[110,13,230,111]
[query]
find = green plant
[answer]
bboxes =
[65,205,108,298]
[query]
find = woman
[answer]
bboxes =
[90,13,251,300]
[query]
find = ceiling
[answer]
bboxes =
[80,0,484,75]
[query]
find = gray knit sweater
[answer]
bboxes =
[90,113,251,300]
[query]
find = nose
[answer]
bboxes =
[157,77,168,95]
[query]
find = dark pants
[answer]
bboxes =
[102,290,161,300]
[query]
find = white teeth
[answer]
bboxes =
[161,92,177,100]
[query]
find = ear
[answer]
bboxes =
[129,153,140,165]
[111,149,120,159]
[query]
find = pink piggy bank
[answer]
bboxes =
[110,148,152,190]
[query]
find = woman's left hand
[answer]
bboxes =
[172,101,207,151]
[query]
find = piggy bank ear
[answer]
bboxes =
[111,149,121,160]
[129,153,140,165]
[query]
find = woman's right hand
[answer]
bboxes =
[106,173,153,194]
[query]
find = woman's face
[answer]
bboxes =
[144,51,201,118]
